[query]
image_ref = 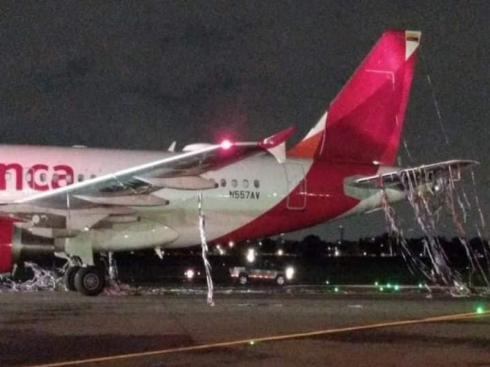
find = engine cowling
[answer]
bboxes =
[0,217,17,274]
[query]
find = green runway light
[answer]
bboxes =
[379,287,384,292]
[418,283,423,289]
[325,280,330,285]
[476,306,485,314]
[386,283,392,289]
[394,285,400,291]
[249,340,255,346]
[374,281,379,286]
[334,287,339,293]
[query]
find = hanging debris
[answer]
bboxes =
[101,252,125,294]
[470,170,490,293]
[198,192,215,306]
[404,169,468,293]
[381,165,490,297]
[381,185,435,288]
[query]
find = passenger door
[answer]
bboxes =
[283,163,307,210]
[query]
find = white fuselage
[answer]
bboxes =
[0,145,405,251]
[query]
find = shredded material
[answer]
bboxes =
[198,192,215,306]
[425,73,450,145]
[107,252,119,284]
[381,165,490,296]
[0,262,62,292]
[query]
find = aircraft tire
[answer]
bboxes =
[64,266,80,292]
[276,275,285,286]
[74,266,105,296]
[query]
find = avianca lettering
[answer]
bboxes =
[0,163,75,191]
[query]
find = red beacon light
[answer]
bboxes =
[220,140,233,150]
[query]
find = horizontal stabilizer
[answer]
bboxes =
[353,160,479,188]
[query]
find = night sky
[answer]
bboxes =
[1,1,490,240]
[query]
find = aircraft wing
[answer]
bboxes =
[353,160,479,189]
[12,127,294,209]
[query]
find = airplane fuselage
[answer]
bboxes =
[0,145,406,252]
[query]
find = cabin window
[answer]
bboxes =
[254,179,260,188]
[231,179,238,188]
[25,172,32,182]
[5,173,11,182]
[66,175,73,184]
[90,174,96,179]
[78,174,84,182]
[243,179,249,188]
[40,173,47,182]
[220,178,226,187]
[52,174,59,183]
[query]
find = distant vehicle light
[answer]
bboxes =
[220,140,233,150]
[185,269,195,280]
[285,267,295,280]
[277,249,284,256]
[246,248,256,263]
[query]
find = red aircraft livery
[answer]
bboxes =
[0,30,477,296]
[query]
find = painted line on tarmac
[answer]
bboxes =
[24,311,490,367]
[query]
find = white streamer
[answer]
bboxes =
[198,192,215,306]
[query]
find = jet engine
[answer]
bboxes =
[0,218,55,274]
[0,217,17,273]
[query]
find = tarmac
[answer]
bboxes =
[0,286,489,367]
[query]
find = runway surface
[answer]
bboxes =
[1,288,489,367]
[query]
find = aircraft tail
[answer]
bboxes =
[288,30,421,165]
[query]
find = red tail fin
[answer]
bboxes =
[288,30,421,165]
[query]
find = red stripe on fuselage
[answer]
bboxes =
[212,161,378,243]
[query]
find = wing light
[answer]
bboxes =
[220,140,233,150]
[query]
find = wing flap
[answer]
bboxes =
[136,176,218,190]
[74,194,169,207]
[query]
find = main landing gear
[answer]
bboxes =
[64,265,105,296]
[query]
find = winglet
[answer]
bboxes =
[168,141,177,152]
[259,126,295,163]
[260,126,295,149]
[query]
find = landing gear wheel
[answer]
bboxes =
[64,266,80,292]
[238,274,249,286]
[276,275,285,286]
[74,267,105,296]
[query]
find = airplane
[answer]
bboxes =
[0,29,477,296]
